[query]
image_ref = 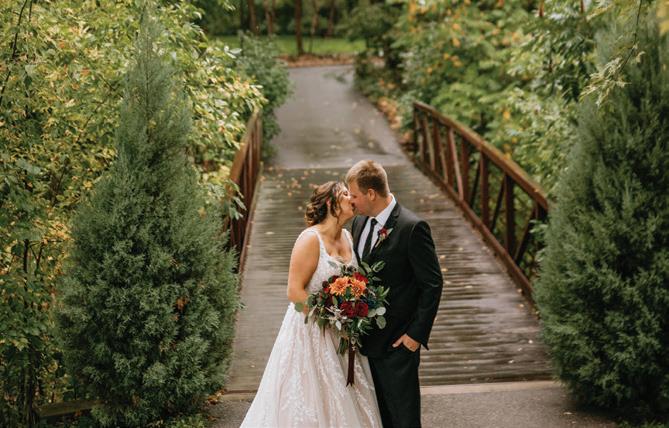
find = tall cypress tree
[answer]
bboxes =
[535,10,669,416]
[57,10,238,426]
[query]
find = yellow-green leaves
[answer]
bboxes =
[658,0,669,35]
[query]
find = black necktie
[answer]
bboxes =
[362,218,377,260]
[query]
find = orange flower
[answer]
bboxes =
[350,279,367,298]
[329,277,350,296]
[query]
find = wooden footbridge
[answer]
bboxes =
[224,66,553,393]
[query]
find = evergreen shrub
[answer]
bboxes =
[57,11,238,426]
[535,11,669,417]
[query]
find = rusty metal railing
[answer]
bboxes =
[226,110,263,267]
[412,102,550,302]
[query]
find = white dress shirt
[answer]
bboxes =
[357,194,397,258]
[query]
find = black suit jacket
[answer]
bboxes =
[352,202,443,358]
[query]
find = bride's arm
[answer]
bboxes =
[286,233,319,310]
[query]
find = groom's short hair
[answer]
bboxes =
[346,160,390,197]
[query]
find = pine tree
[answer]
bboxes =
[57,10,238,426]
[535,10,669,417]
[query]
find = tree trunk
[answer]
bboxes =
[309,0,318,52]
[263,0,274,35]
[295,0,304,55]
[272,0,277,30]
[239,0,245,30]
[247,0,258,34]
[326,0,335,37]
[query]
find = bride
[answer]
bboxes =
[240,181,382,428]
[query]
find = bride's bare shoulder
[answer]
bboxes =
[293,228,319,251]
[289,228,320,271]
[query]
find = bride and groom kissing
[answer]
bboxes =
[241,160,444,428]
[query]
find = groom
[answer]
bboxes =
[346,160,443,428]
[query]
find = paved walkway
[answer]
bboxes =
[209,66,616,427]
[211,381,615,428]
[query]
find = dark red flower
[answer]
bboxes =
[356,302,369,317]
[325,294,333,307]
[340,301,356,318]
[353,272,368,284]
[322,281,329,289]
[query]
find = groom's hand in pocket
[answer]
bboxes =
[392,334,420,352]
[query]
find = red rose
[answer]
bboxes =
[353,272,368,284]
[356,302,369,317]
[322,281,329,289]
[340,301,356,318]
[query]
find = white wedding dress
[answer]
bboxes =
[240,227,382,428]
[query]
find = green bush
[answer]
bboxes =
[232,33,292,154]
[535,10,669,417]
[57,12,238,427]
[0,265,54,427]
[351,0,615,194]
[1,0,261,421]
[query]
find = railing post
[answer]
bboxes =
[460,140,470,204]
[428,118,437,171]
[447,128,463,200]
[444,127,454,187]
[419,115,430,165]
[412,107,419,154]
[480,155,490,229]
[504,174,515,255]
[431,119,445,179]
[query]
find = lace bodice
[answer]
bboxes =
[299,226,358,294]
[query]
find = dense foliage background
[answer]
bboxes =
[350,0,668,195]
[0,0,288,425]
[3,0,669,425]
[195,0,359,37]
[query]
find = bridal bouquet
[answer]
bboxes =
[295,261,388,386]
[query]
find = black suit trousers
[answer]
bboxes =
[368,347,421,428]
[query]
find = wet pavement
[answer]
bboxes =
[210,381,616,428]
[269,66,406,169]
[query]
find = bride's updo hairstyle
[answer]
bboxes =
[305,181,346,226]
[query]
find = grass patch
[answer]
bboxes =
[217,35,364,56]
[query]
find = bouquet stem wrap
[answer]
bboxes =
[347,342,355,386]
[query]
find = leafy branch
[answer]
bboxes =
[0,0,32,109]
[580,0,648,107]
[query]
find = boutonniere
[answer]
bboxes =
[374,226,393,248]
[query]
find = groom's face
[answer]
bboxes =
[347,181,373,216]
